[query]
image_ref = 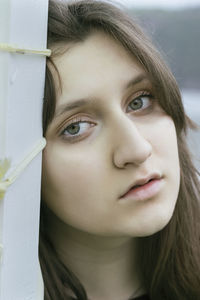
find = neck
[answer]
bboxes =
[45,208,145,300]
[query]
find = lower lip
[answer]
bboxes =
[120,179,163,202]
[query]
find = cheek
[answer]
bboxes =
[144,114,180,187]
[149,115,179,161]
[151,115,180,193]
[42,144,93,197]
[42,142,107,210]
[41,142,114,232]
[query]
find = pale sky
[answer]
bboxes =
[114,0,200,9]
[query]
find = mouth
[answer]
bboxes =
[119,174,163,201]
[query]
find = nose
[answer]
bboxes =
[112,116,152,168]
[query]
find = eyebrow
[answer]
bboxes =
[125,73,149,90]
[54,73,149,119]
[54,98,92,119]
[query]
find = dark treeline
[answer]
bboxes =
[128,7,200,90]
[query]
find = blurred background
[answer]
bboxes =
[113,0,200,170]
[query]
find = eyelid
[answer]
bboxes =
[126,89,153,106]
[60,116,94,132]
[128,90,152,100]
[57,114,91,134]
[59,116,96,142]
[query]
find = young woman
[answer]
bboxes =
[39,0,200,299]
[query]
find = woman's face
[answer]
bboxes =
[42,32,180,237]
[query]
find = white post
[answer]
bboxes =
[0,0,49,299]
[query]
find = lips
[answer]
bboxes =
[133,178,154,189]
[120,173,163,200]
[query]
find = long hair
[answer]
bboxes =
[39,0,200,299]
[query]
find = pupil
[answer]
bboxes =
[67,123,80,135]
[130,98,143,110]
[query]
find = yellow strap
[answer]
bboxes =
[0,43,51,57]
[0,138,46,200]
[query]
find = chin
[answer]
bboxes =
[138,211,175,237]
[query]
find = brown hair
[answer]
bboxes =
[39,0,200,299]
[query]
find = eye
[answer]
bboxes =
[127,94,153,112]
[66,122,82,135]
[60,118,96,142]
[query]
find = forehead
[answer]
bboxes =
[51,32,146,105]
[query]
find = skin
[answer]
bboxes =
[42,32,180,300]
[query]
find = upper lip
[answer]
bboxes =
[119,173,162,198]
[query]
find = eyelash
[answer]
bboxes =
[127,91,154,113]
[60,91,154,142]
[60,117,96,142]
